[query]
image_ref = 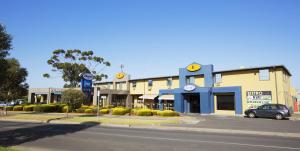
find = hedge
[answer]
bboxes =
[112,107,131,115]
[157,110,179,117]
[62,106,70,113]
[100,109,109,114]
[13,105,23,111]
[23,105,36,111]
[84,108,93,113]
[75,108,85,113]
[135,109,152,116]
[151,110,159,116]
[80,105,89,110]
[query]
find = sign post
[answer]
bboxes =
[97,88,100,120]
[80,73,93,102]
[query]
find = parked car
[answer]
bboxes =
[244,104,291,120]
[0,101,7,107]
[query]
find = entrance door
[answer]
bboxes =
[184,94,200,113]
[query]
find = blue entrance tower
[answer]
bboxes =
[159,63,242,115]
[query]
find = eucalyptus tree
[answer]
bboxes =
[0,24,28,101]
[43,49,110,88]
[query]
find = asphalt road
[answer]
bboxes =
[1,121,300,151]
[184,115,300,133]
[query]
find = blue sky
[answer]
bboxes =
[0,0,299,89]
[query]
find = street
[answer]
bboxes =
[1,121,300,151]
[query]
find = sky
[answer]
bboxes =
[0,0,299,89]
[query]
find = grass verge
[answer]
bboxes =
[0,147,19,151]
[0,113,65,122]
[63,116,181,125]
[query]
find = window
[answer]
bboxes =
[117,83,123,90]
[215,74,222,83]
[259,69,270,81]
[261,105,270,110]
[148,80,153,87]
[167,78,172,88]
[117,82,125,90]
[186,76,195,84]
[277,105,288,110]
[132,81,137,89]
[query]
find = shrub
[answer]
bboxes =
[57,103,67,112]
[62,106,70,113]
[112,107,130,115]
[84,108,93,113]
[75,108,85,113]
[5,106,13,111]
[61,89,85,111]
[80,105,89,110]
[136,109,152,116]
[13,105,23,111]
[33,104,57,112]
[23,105,36,111]
[157,110,179,117]
[151,110,159,116]
[100,109,109,114]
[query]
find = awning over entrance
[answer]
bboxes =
[158,94,174,100]
[139,94,158,100]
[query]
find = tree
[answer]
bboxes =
[0,58,29,101]
[43,49,110,88]
[0,23,28,101]
[0,24,12,58]
[61,89,85,111]
[0,24,12,84]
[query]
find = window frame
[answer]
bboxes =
[215,73,222,83]
[259,69,270,81]
[186,76,195,85]
[148,80,153,87]
[132,81,137,89]
[167,78,172,88]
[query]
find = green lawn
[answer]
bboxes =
[0,147,19,151]
[0,112,198,126]
[0,113,66,122]
[62,115,183,125]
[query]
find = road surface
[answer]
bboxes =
[0,121,300,151]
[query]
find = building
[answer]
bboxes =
[28,63,295,115]
[93,63,294,115]
[28,88,64,104]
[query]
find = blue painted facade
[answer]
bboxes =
[159,63,243,115]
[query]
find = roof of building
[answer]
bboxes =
[94,65,291,84]
[213,65,291,76]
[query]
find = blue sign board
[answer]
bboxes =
[81,73,93,94]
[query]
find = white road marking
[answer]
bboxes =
[79,130,300,150]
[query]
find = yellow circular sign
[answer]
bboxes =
[186,63,201,72]
[115,72,125,79]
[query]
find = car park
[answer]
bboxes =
[244,104,291,120]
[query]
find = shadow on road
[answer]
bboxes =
[0,121,99,147]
